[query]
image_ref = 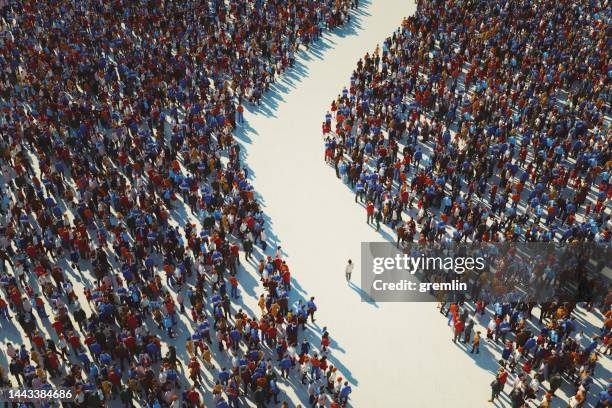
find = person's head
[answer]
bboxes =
[348,259,352,264]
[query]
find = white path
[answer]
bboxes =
[235,1,501,406]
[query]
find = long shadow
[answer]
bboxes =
[348,281,379,308]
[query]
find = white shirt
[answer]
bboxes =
[345,263,354,274]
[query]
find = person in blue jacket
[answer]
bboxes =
[339,382,352,404]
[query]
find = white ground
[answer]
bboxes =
[235,1,611,407]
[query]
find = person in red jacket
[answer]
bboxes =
[229,276,239,299]
[281,267,291,291]
[366,201,375,224]
[67,332,82,356]
[186,386,202,407]
[45,350,60,378]
[453,319,464,343]
[31,331,45,350]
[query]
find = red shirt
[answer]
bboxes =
[48,354,59,369]
[367,203,374,215]
[68,335,81,348]
[32,335,45,348]
[187,390,200,404]
[109,371,121,385]
[51,320,63,334]
[454,320,464,334]
[123,336,136,350]
[282,271,290,283]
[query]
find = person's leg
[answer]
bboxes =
[489,387,495,402]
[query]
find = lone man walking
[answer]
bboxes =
[345,260,354,282]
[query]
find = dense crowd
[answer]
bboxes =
[0,0,358,407]
[324,0,610,406]
[443,297,612,408]
[325,0,609,245]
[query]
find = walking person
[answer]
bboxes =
[345,260,354,282]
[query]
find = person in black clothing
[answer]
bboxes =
[73,306,87,332]
[8,358,23,386]
[254,385,267,408]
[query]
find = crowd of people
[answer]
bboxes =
[325,0,609,246]
[323,0,610,406]
[0,0,360,407]
[440,284,612,407]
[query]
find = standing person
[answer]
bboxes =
[366,201,375,224]
[339,382,352,405]
[243,237,254,261]
[470,331,481,354]
[453,319,464,343]
[463,318,474,344]
[374,207,383,231]
[188,357,203,386]
[538,392,552,408]
[595,386,611,408]
[489,368,508,402]
[307,297,317,323]
[345,260,354,282]
[229,276,239,299]
[260,229,268,251]
[548,372,562,396]
[236,103,244,123]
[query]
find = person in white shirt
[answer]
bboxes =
[345,259,354,282]
[529,376,540,399]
